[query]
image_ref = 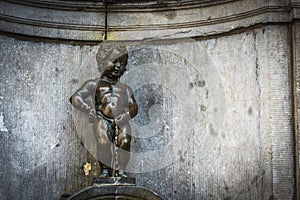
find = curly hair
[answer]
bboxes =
[96,43,128,73]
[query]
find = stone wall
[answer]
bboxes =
[294,21,300,200]
[0,0,299,199]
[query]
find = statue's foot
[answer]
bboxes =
[117,170,128,177]
[99,169,110,177]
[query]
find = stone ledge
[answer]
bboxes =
[0,0,300,41]
[2,0,235,11]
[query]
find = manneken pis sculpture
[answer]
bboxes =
[70,45,138,177]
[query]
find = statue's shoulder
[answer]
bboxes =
[85,78,98,85]
[117,81,129,87]
[119,82,133,92]
[95,78,111,86]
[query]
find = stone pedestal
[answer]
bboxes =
[62,177,164,200]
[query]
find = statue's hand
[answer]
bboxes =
[88,109,96,123]
[115,112,131,125]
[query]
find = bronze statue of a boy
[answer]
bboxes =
[70,45,138,177]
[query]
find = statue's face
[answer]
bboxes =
[100,48,128,80]
[105,54,127,79]
[109,58,126,78]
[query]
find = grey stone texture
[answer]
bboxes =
[294,22,300,200]
[0,0,105,41]
[0,37,101,199]
[0,0,299,199]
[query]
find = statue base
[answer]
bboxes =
[61,177,165,200]
[92,176,136,186]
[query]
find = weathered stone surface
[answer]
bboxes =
[107,0,290,40]
[0,36,101,199]
[0,24,296,199]
[294,22,300,200]
[127,26,294,200]
[0,0,105,41]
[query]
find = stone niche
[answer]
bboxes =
[0,0,300,200]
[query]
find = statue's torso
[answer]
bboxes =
[95,80,129,120]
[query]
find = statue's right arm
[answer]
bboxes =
[69,80,96,113]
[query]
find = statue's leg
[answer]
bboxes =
[94,119,113,177]
[116,123,131,176]
[98,162,111,177]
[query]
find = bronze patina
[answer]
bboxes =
[70,46,138,178]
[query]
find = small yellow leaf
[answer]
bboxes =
[83,162,92,176]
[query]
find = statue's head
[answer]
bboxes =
[96,44,128,79]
